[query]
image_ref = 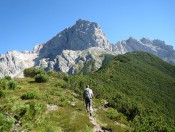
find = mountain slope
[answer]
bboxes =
[68,51,175,131]
[0,70,126,132]
[0,74,93,131]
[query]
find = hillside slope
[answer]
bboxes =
[69,51,175,131]
[0,71,126,132]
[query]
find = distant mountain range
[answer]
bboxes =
[0,19,175,77]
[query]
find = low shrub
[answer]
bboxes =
[0,79,8,90]
[74,88,82,96]
[0,113,15,132]
[58,72,68,79]
[35,74,49,83]
[8,80,18,90]
[4,76,12,80]
[24,67,46,78]
[30,102,43,111]
[107,108,121,120]
[19,104,30,117]
[21,91,38,100]
[63,76,69,82]
[54,80,70,89]
[0,90,6,98]
[47,70,58,77]
[59,95,68,107]
[106,108,128,125]
[0,79,18,90]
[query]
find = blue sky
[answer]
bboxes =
[0,0,174,54]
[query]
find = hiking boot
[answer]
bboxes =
[90,112,92,116]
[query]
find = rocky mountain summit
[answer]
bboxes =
[0,19,175,77]
[37,19,112,59]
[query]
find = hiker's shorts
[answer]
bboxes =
[85,98,92,106]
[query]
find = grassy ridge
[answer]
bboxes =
[68,51,175,131]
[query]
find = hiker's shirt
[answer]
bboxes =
[86,88,93,99]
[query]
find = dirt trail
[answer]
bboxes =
[89,108,109,132]
[89,107,127,132]
[89,115,103,132]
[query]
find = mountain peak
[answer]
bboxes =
[140,37,152,44]
[76,19,84,23]
[128,37,137,41]
[126,37,139,43]
[75,19,98,27]
[76,19,88,24]
[38,19,112,59]
[73,19,99,33]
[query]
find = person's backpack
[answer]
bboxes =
[83,89,91,100]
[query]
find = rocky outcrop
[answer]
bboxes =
[0,51,38,78]
[38,47,114,74]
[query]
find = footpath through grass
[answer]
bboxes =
[0,72,127,132]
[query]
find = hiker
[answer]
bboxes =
[83,85,94,113]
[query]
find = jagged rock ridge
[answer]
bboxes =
[113,37,175,64]
[0,19,175,77]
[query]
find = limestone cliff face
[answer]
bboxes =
[0,20,174,78]
[0,51,38,78]
[37,47,113,74]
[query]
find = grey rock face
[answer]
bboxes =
[113,37,175,64]
[38,47,114,74]
[0,51,38,78]
[33,44,43,54]
[0,19,175,78]
[38,19,112,59]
